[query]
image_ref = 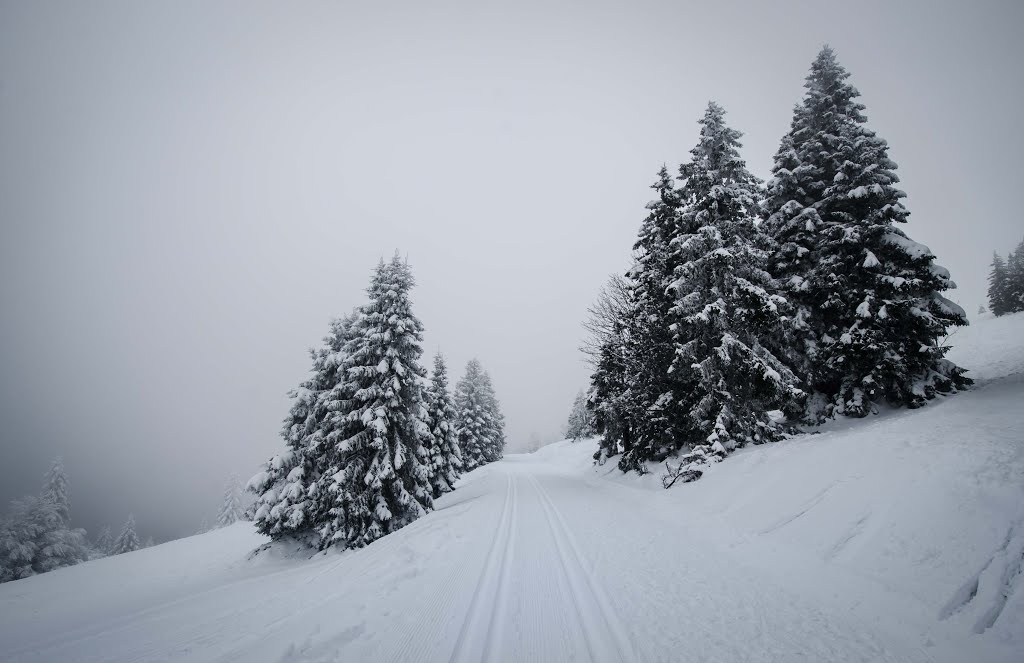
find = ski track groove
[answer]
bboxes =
[759,482,838,535]
[386,475,518,663]
[528,473,635,663]
[826,511,871,560]
[483,475,517,663]
[448,472,515,663]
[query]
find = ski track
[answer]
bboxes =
[448,472,516,663]
[528,474,635,663]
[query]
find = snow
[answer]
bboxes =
[1,315,1023,662]
[882,230,934,260]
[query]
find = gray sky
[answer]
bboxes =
[1,0,1022,540]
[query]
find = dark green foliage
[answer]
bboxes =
[764,46,969,418]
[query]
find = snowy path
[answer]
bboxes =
[0,456,965,663]
[1,313,1022,662]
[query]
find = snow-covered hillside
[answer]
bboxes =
[1,314,1021,663]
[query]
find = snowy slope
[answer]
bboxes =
[1,314,1022,662]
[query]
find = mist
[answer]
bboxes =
[1,0,1021,541]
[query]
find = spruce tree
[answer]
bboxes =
[1006,241,1024,312]
[619,166,694,469]
[479,369,506,463]
[112,513,140,555]
[988,252,1010,316]
[566,390,596,440]
[42,457,71,525]
[320,255,433,549]
[455,359,495,471]
[424,353,462,498]
[664,102,803,477]
[0,497,47,581]
[764,46,969,418]
[94,525,114,556]
[566,390,585,440]
[584,275,638,466]
[0,458,90,581]
[249,313,354,544]
[216,474,242,527]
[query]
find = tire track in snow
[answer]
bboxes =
[528,474,635,663]
[448,472,517,663]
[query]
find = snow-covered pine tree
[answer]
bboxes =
[94,525,114,556]
[42,457,71,526]
[988,252,1010,316]
[0,457,90,580]
[565,390,596,441]
[197,516,209,534]
[0,497,45,582]
[584,274,638,465]
[616,166,696,470]
[216,474,242,527]
[143,536,155,548]
[764,46,969,418]
[112,513,140,555]
[566,390,585,440]
[320,255,433,549]
[455,359,495,471]
[1005,240,1024,313]
[662,101,804,483]
[424,353,462,498]
[479,369,506,463]
[248,313,355,545]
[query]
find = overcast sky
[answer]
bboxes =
[1,0,1021,541]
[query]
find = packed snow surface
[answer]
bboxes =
[1,314,1022,662]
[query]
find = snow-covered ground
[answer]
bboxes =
[1,314,1021,662]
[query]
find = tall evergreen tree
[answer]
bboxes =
[1006,240,1024,312]
[94,525,114,556]
[424,353,462,498]
[0,495,90,581]
[42,457,71,526]
[216,474,242,527]
[320,255,433,549]
[988,252,1010,316]
[249,313,355,544]
[455,359,497,471]
[454,359,489,471]
[112,513,140,555]
[663,102,803,479]
[764,46,969,418]
[584,274,639,465]
[0,458,89,581]
[617,166,696,470]
[0,497,50,581]
[565,390,596,440]
[479,370,506,463]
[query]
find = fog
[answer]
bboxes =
[1,0,1021,541]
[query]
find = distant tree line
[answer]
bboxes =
[0,458,147,583]
[248,254,505,551]
[585,47,970,486]
[1,460,247,584]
